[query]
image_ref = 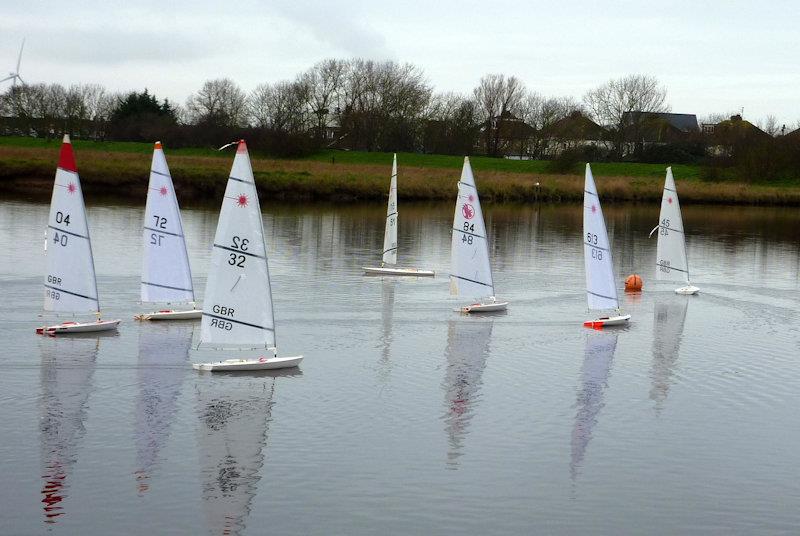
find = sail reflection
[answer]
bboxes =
[378,279,396,382]
[39,334,103,524]
[196,370,300,535]
[650,299,689,412]
[442,319,493,469]
[570,332,618,481]
[133,322,193,494]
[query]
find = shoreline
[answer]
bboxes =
[2,144,800,206]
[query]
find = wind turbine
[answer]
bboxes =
[1,39,26,86]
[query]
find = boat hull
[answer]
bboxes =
[583,314,631,329]
[135,309,202,321]
[193,355,303,371]
[461,301,509,313]
[675,285,700,295]
[36,319,121,335]
[363,266,435,277]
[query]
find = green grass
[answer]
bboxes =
[304,149,702,180]
[0,136,224,158]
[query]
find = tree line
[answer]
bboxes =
[1,59,798,181]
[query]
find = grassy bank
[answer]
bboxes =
[2,137,799,205]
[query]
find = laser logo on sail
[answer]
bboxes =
[462,204,475,220]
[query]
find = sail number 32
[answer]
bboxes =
[228,235,249,267]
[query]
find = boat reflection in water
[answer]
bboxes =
[378,279,396,382]
[650,299,689,413]
[441,318,493,469]
[570,331,618,481]
[196,369,301,535]
[133,322,193,494]
[39,333,110,524]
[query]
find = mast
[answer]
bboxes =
[450,157,494,300]
[199,140,276,352]
[583,164,619,311]
[382,154,398,265]
[43,134,100,316]
[140,141,195,304]
[654,167,690,284]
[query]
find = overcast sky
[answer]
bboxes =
[2,0,798,127]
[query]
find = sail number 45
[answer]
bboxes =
[228,235,249,267]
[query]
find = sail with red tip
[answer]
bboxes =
[43,135,100,314]
[140,141,195,304]
[199,140,275,350]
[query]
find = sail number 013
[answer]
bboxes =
[228,235,249,267]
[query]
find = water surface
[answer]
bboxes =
[0,198,798,535]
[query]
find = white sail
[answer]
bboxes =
[655,167,690,283]
[570,332,617,481]
[134,322,192,493]
[140,142,194,304]
[43,135,100,314]
[450,157,494,300]
[583,164,619,311]
[382,154,398,265]
[39,336,99,523]
[200,141,275,350]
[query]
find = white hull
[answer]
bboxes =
[583,314,631,329]
[675,285,699,295]
[460,300,509,313]
[135,309,202,321]
[363,266,435,277]
[37,319,121,335]
[193,355,303,372]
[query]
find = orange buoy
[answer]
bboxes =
[624,274,643,292]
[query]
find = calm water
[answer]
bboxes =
[0,197,799,535]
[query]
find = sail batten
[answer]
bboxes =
[200,141,276,351]
[583,164,619,311]
[43,135,100,314]
[655,167,690,283]
[140,142,194,304]
[450,157,494,300]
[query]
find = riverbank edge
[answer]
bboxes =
[2,146,799,206]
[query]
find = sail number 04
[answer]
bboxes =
[52,211,71,246]
[228,235,249,267]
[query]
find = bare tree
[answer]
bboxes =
[473,74,526,156]
[758,115,779,137]
[583,74,669,157]
[423,92,478,154]
[185,78,248,127]
[300,59,346,141]
[249,80,310,133]
[339,59,431,151]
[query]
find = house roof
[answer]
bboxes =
[623,111,699,132]
[542,111,605,140]
[712,114,771,143]
[783,127,800,141]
